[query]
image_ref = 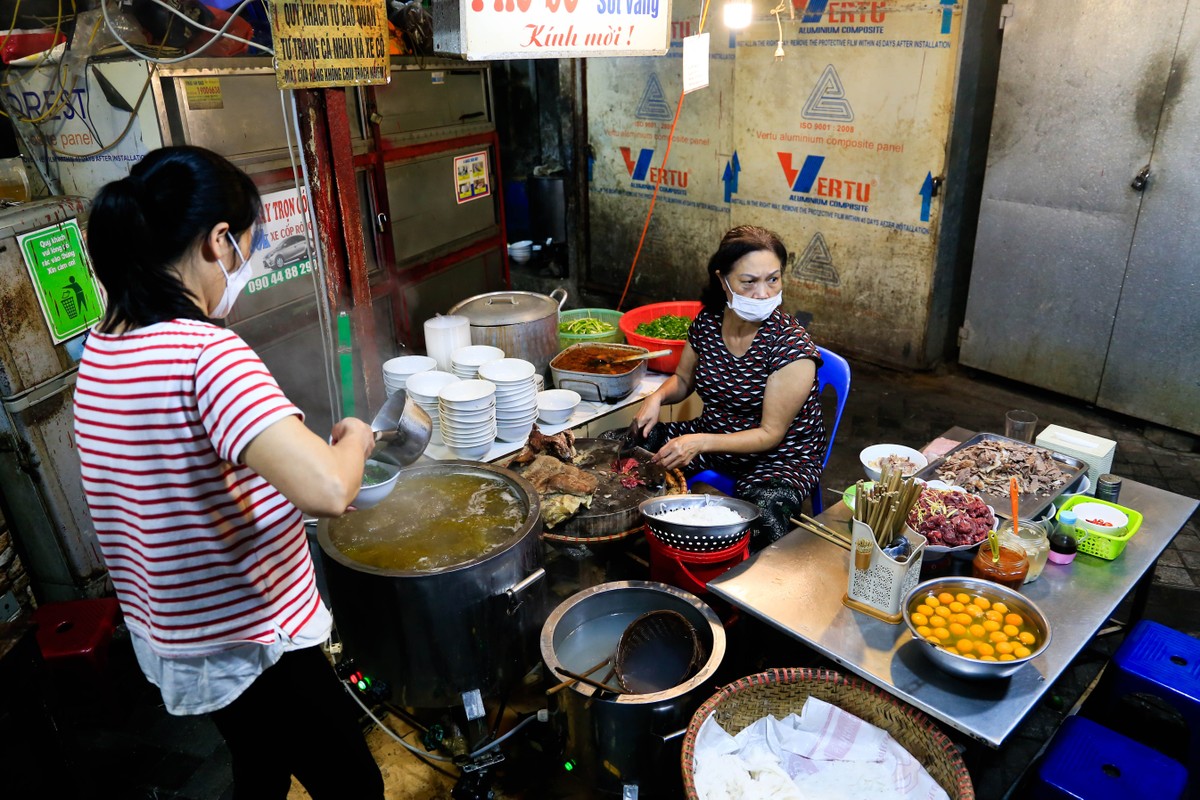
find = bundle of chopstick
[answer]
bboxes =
[853,465,923,547]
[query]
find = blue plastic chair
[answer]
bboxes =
[689,345,851,514]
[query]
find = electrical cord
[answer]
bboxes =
[142,0,273,55]
[342,683,458,763]
[615,0,712,311]
[101,0,263,64]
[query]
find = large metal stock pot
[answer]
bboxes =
[318,461,546,709]
[448,288,567,377]
[540,581,725,797]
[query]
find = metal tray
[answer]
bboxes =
[913,432,1087,521]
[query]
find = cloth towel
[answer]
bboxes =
[693,696,951,800]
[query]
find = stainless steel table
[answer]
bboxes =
[707,468,1198,747]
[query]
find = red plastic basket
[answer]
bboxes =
[618,301,703,374]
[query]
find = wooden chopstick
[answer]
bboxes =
[554,667,625,694]
[791,518,851,550]
[798,513,847,540]
[546,657,610,696]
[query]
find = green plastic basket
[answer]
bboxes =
[558,308,624,350]
[1056,495,1143,560]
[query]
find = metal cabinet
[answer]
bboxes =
[961,0,1200,434]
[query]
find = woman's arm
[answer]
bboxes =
[651,357,816,470]
[633,344,698,437]
[242,416,376,517]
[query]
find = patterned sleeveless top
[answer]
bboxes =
[661,307,825,495]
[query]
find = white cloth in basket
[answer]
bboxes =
[693,696,950,800]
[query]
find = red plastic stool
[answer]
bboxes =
[30,598,120,675]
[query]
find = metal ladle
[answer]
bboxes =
[370,390,432,468]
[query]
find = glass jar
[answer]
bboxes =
[971,543,1030,589]
[996,519,1049,583]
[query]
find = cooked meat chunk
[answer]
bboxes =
[521,454,598,497]
[511,424,576,465]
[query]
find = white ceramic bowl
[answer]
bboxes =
[352,459,401,510]
[383,355,436,378]
[442,432,496,447]
[447,441,493,460]
[859,444,928,482]
[452,345,505,368]
[537,389,581,425]
[1071,502,1129,536]
[406,370,460,401]
[497,409,538,423]
[438,379,496,411]
[441,426,496,444]
[1053,474,1091,509]
[478,358,536,384]
[496,421,535,442]
[439,410,496,429]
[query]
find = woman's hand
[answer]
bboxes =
[634,395,663,438]
[331,417,375,460]
[652,433,709,470]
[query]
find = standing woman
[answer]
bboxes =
[73,146,385,798]
[633,225,825,550]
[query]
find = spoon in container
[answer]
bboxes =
[1010,476,1020,537]
[592,348,673,367]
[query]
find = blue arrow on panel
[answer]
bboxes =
[919,172,934,221]
[722,152,742,202]
[940,0,957,34]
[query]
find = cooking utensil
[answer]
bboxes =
[640,494,760,552]
[1010,477,1020,537]
[547,657,611,696]
[555,666,625,695]
[448,288,568,378]
[614,610,702,694]
[370,391,433,467]
[592,348,673,368]
[550,343,648,402]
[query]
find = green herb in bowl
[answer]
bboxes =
[634,314,692,340]
[559,317,614,335]
[362,461,397,487]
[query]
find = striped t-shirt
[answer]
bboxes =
[74,319,328,658]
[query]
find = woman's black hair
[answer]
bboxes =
[88,146,261,332]
[699,225,789,313]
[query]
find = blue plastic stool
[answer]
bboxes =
[1034,716,1187,800]
[1106,620,1200,783]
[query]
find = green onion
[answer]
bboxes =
[634,314,692,340]
[559,317,614,335]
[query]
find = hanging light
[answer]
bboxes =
[723,0,753,29]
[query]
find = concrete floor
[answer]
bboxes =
[15,359,1199,799]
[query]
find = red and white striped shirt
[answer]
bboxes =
[74,319,327,657]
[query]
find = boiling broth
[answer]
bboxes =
[329,473,526,571]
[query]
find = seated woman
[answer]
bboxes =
[633,225,824,550]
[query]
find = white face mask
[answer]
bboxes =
[211,232,253,318]
[723,276,782,323]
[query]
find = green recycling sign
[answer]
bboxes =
[18,220,104,343]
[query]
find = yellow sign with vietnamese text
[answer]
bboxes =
[271,0,390,89]
[183,78,223,110]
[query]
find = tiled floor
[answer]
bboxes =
[8,359,1198,799]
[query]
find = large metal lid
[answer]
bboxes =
[449,289,566,326]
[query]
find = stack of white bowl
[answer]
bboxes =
[405,370,460,446]
[507,240,532,263]
[478,358,539,442]
[438,379,497,460]
[451,345,505,379]
[383,355,436,396]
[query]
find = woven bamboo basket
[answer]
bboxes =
[681,668,974,799]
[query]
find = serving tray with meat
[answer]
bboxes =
[501,427,685,539]
[912,433,1086,521]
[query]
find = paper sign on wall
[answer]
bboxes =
[454,151,492,204]
[434,0,672,60]
[183,78,223,110]
[271,0,389,89]
[17,220,104,343]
